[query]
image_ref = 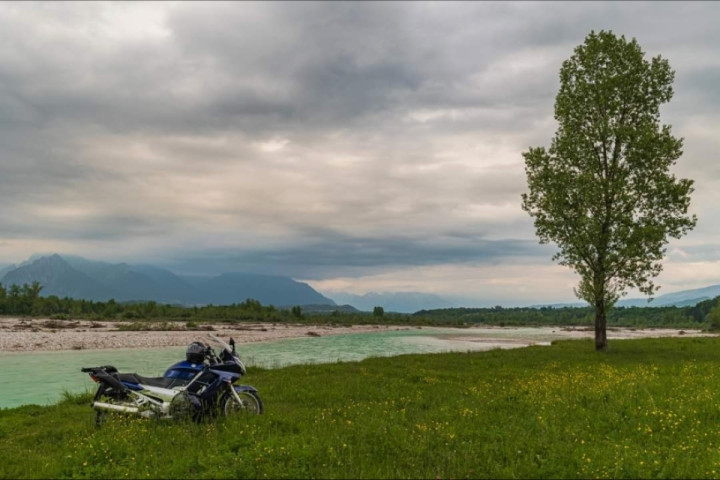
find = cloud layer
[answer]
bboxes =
[1,2,718,305]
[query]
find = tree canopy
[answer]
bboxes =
[521,30,696,350]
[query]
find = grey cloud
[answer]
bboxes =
[164,231,555,279]
[1,1,717,139]
[667,244,720,263]
[0,214,171,242]
[0,2,718,296]
[162,3,562,132]
[0,4,671,141]
[0,130,87,200]
[677,68,720,109]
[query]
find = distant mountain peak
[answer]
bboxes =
[0,253,334,308]
[1,254,109,300]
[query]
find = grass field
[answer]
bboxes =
[2,337,720,478]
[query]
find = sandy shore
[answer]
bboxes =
[0,317,411,352]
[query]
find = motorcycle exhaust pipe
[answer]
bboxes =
[93,401,139,414]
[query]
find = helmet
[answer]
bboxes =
[186,342,206,363]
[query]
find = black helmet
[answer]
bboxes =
[186,342,206,363]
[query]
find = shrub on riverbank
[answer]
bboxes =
[115,321,215,331]
[3,337,720,478]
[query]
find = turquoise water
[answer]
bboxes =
[0,328,543,409]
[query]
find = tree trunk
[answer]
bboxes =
[594,302,608,351]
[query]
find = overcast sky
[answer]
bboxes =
[0,2,718,306]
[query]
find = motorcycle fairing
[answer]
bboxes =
[164,360,205,374]
[233,384,258,394]
[117,373,176,389]
[121,381,144,391]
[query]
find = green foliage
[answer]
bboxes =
[122,310,144,320]
[416,300,719,329]
[116,321,192,332]
[291,305,303,319]
[4,338,720,478]
[0,281,717,330]
[240,298,263,311]
[372,306,384,318]
[705,298,720,331]
[522,30,696,350]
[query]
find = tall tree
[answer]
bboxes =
[521,31,696,351]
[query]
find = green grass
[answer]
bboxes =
[3,337,720,478]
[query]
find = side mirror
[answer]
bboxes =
[229,338,236,352]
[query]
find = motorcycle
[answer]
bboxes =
[81,333,263,426]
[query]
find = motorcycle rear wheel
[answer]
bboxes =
[221,390,263,416]
[95,410,108,428]
[92,386,131,428]
[93,385,112,428]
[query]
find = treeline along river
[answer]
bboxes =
[0,281,718,329]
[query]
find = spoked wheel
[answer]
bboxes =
[222,390,263,416]
[92,386,130,428]
[94,410,108,428]
[169,391,194,422]
[93,386,111,428]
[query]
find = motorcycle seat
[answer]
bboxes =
[116,373,176,389]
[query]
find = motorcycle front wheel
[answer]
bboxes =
[169,391,194,422]
[221,390,263,416]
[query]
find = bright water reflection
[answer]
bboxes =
[0,328,548,409]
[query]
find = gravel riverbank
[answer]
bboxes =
[0,318,711,353]
[0,318,410,352]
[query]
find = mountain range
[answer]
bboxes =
[616,284,720,308]
[327,291,455,314]
[0,254,335,307]
[1,254,717,312]
[534,284,720,309]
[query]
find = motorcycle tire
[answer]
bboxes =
[92,385,110,428]
[92,386,131,428]
[95,410,108,428]
[220,390,263,416]
[169,391,194,422]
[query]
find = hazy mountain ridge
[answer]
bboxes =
[195,273,334,307]
[632,284,720,306]
[2,254,716,312]
[0,254,335,307]
[2,255,113,300]
[533,285,720,309]
[0,264,17,278]
[328,291,455,313]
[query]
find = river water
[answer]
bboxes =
[0,326,696,409]
[0,327,559,409]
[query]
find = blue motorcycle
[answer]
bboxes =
[81,334,263,426]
